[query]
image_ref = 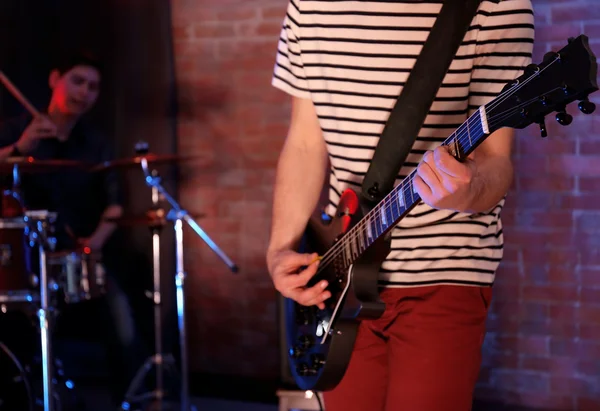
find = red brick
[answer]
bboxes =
[505,192,556,209]
[495,336,550,356]
[236,21,284,37]
[549,304,578,322]
[556,194,600,210]
[550,376,598,396]
[535,23,585,43]
[578,306,600,324]
[501,244,520,262]
[521,247,579,265]
[577,361,600,377]
[523,263,579,285]
[574,211,600,232]
[551,155,600,177]
[580,286,600,304]
[514,210,573,229]
[522,284,578,302]
[215,8,258,21]
[550,338,600,358]
[193,24,235,39]
[489,368,549,392]
[580,250,600,266]
[519,321,578,338]
[580,324,600,340]
[552,5,600,23]
[579,177,600,192]
[518,139,576,155]
[512,156,549,176]
[517,176,575,192]
[261,5,287,20]
[520,356,578,375]
[585,22,600,39]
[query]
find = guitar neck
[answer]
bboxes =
[334,106,493,267]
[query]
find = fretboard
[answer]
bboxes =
[333,106,492,268]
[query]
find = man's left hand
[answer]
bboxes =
[413,146,476,212]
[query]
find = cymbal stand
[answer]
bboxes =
[24,210,57,411]
[121,172,179,410]
[129,148,238,411]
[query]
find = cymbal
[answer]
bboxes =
[92,153,193,172]
[103,209,205,226]
[0,156,88,172]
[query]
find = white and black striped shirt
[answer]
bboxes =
[272,0,534,287]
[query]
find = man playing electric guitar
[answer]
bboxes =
[266,1,535,410]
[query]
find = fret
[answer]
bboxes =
[374,214,382,238]
[344,240,352,266]
[479,106,489,134]
[385,198,397,225]
[379,204,387,228]
[466,116,473,147]
[350,234,358,258]
[390,192,400,220]
[366,216,374,242]
[397,186,405,209]
[407,176,415,205]
[358,226,365,252]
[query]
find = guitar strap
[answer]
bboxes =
[360,0,482,207]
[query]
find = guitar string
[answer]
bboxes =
[315,74,557,273]
[315,87,563,275]
[314,56,563,273]
[314,91,548,273]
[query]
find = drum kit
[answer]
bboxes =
[0,146,238,411]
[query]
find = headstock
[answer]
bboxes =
[485,35,598,137]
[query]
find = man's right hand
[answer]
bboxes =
[15,116,58,154]
[268,249,331,310]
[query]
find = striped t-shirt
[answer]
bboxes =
[271,0,534,287]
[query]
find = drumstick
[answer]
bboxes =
[0,70,41,117]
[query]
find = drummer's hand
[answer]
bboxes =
[15,116,58,154]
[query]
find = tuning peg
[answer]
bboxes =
[537,118,548,138]
[579,99,596,114]
[556,109,573,126]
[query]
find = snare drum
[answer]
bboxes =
[0,217,37,304]
[48,250,106,304]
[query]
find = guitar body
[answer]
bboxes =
[284,188,390,391]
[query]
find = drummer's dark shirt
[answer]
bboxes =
[0,115,122,250]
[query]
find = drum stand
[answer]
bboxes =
[25,210,57,411]
[121,148,238,411]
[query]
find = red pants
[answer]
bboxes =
[323,284,492,411]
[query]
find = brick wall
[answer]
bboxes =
[170,0,288,378]
[169,0,600,406]
[476,1,600,409]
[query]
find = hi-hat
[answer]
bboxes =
[91,153,194,172]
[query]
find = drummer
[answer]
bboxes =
[0,49,147,406]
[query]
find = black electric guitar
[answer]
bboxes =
[284,35,599,391]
